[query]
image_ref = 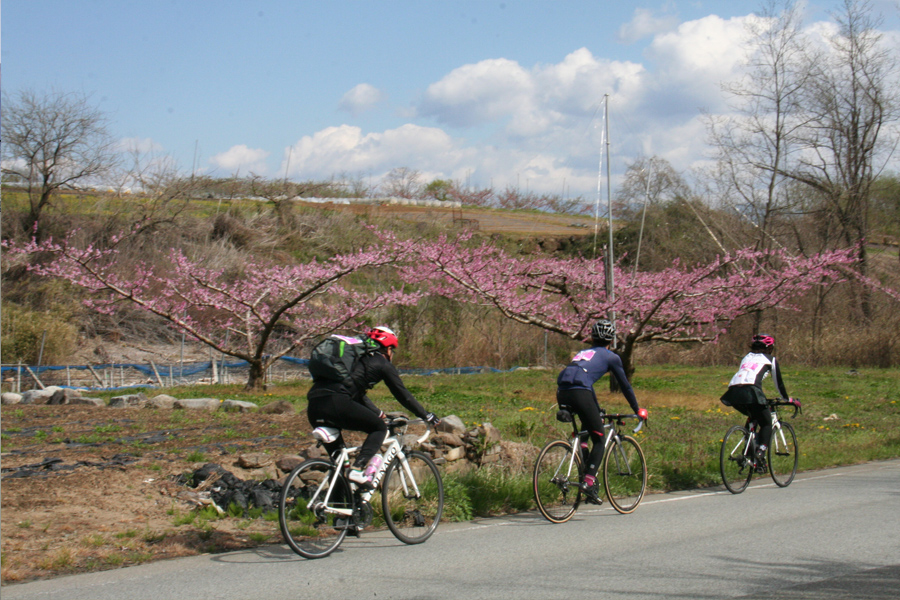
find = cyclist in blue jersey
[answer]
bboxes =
[720,333,796,472]
[556,319,648,504]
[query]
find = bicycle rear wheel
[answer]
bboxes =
[602,435,647,514]
[381,451,443,544]
[769,422,798,487]
[720,425,753,494]
[533,440,581,523]
[279,459,353,559]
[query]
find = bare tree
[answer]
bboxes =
[380,167,423,199]
[615,156,692,218]
[2,89,120,235]
[109,140,195,235]
[785,0,900,319]
[706,0,810,253]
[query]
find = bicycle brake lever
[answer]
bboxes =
[633,420,644,434]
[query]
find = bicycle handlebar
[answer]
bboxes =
[384,415,432,445]
[601,413,645,434]
[768,398,802,418]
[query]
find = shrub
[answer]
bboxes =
[1,302,78,364]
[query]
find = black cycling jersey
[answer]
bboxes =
[308,350,428,422]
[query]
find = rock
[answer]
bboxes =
[443,446,466,462]
[433,431,465,447]
[49,388,83,404]
[304,444,327,460]
[147,394,178,409]
[20,387,63,405]
[436,414,466,435]
[109,392,150,408]
[220,399,258,412]
[260,400,295,414]
[238,453,273,469]
[481,422,502,445]
[173,397,221,410]
[68,396,105,406]
[1,392,23,405]
[275,456,305,472]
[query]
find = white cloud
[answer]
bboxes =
[284,123,467,180]
[419,58,534,127]
[418,49,645,144]
[617,8,680,43]
[644,14,753,117]
[209,145,270,175]
[339,83,385,116]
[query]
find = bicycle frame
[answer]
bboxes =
[731,399,799,462]
[556,413,643,482]
[309,422,432,518]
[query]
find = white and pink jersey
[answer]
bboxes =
[728,352,789,399]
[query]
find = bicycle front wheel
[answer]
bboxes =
[769,422,798,487]
[533,440,581,523]
[720,425,753,494]
[602,435,647,514]
[279,459,353,559]
[381,451,443,544]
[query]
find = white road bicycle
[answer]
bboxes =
[279,415,444,559]
[720,398,801,494]
[533,408,647,522]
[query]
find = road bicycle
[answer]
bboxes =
[719,398,801,494]
[278,415,444,559]
[533,408,647,522]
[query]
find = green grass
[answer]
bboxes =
[97,365,900,518]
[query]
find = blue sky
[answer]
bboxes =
[4,1,899,200]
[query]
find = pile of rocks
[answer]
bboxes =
[0,388,291,413]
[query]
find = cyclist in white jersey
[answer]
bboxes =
[720,334,792,469]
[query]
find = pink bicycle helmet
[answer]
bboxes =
[367,326,399,349]
[752,334,775,351]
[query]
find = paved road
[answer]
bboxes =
[5,460,899,600]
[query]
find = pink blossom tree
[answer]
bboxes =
[5,230,419,390]
[396,233,861,377]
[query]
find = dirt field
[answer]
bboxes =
[0,402,326,584]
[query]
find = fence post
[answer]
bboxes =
[24,365,45,389]
[149,361,164,387]
[87,365,104,387]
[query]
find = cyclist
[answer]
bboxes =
[556,319,648,504]
[306,326,440,489]
[720,333,794,471]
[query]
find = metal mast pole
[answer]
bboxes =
[603,95,616,349]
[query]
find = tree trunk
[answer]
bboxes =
[243,360,266,391]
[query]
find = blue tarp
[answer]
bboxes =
[1,357,520,392]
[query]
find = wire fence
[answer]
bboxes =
[0,358,516,393]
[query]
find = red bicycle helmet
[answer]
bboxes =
[367,326,399,349]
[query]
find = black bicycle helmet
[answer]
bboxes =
[591,319,616,344]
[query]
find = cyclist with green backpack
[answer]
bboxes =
[306,326,441,488]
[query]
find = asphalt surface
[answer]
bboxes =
[4,459,899,600]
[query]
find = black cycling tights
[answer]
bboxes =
[557,388,606,479]
[735,403,773,451]
[307,393,387,468]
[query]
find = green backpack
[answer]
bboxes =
[307,334,378,385]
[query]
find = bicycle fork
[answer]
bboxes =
[604,430,634,477]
